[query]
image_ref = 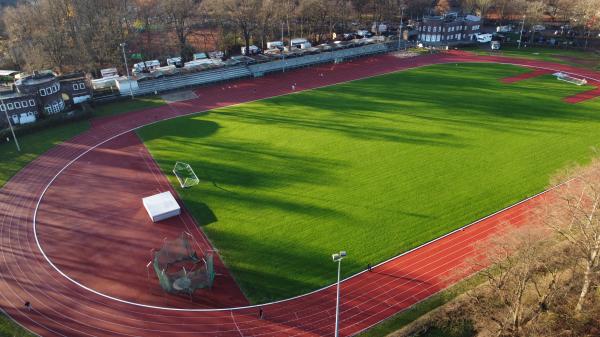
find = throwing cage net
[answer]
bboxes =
[152,233,215,295]
[173,162,199,188]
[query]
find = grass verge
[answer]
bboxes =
[0,120,89,187]
[0,312,36,337]
[356,273,483,337]
[465,45,600,70]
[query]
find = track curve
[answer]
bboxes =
[1,50,599,336]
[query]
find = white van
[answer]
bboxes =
[267,41,284,49]
[241,45,261,55]
[491,41,501,50]
[476,33,492,43]
[496,25,512,33]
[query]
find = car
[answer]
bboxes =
[532,25,545,32]
[496,25,512,33]
[491,41,501,50]
[476,33,492,43]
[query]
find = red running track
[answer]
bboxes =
[500,68,553,83]
[1,50,600,337]
[564,84,600,104]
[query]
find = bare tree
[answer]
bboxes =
[543,159,600,313]
[460,225,565,337]
[474,0,493,23]
[161,0,202,61]
[219,0,263,55]
[434,0,451,15]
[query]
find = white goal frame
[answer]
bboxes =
[553,72,587,86]
[172,162,199,188]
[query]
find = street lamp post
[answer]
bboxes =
[518,15,526,49]
[2,98,20,152]
[281,22,286,73]
[119,42,134,99]
[332,250,347,337]
[398,5,406,50]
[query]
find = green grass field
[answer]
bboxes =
[138,63,600,303]
[92,96,165,118]
[0,121,89,188]
[467,46,600,70]
[0,96,166,188]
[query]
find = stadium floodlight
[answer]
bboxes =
[119,42,134,99]
[2,98,20,152]
[518,15,525,49]
[332,250,347,337]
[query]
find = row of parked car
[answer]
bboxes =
[102,34,391,83]
[238,35,388,63]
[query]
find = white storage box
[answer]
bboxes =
[142,191,181,222]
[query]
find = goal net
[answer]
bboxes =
[152,232,216,295]
[553,72,587,86]
[173,161,199,188]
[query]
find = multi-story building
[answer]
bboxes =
[0,71,91,128]
[416,13,481,45]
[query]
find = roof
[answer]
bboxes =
[0,70,19,77]
[15,72,56,86]
[466,15,481,22]
[0,89,26,99]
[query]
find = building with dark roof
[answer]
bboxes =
[0,71,91,128]
[416,13,481,44]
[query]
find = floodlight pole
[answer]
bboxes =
[332,251,346,337]
[2,99,20,152]
[398,5,405,50]
[518,15,526,49]
[120,42,135,99]
[281,22,286,73]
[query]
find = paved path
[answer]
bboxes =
[1,50,599,336]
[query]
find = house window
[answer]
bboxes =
[78,83,85,90]
[14,101,21,109]
[40,88,46,96]
[22,100,28,108]
[29,99,35,106]
[73,83,78,90]
[0,104,5,111]
[428,26,431,32]
[7,103,13,110]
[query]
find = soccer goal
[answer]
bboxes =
[553,72,587,86]
[173,162,199,188]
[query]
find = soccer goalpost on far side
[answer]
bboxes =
[553,72,588,86]
[173,162,200,188]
